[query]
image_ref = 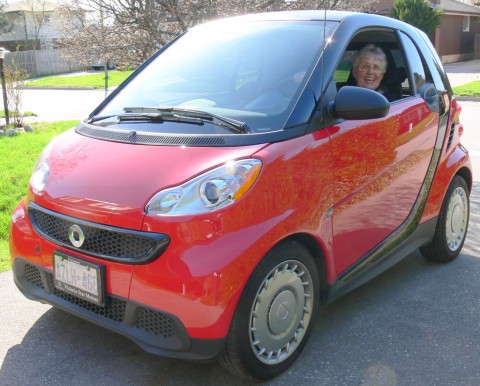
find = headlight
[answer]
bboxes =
[30,138,57,194]
[146,159,262,215]
[31,157,50,194]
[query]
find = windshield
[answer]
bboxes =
[97,19,337,133]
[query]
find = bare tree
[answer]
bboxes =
[56,0,374,69]
[5,59,29,127]
[55,3,157,70]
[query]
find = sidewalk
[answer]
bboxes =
[444,59,480,87]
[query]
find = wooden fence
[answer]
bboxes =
[476,34,480,59]
[3,49,85,77]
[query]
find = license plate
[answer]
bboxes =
[53,252,105,307]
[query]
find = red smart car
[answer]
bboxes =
[10,11,471,380]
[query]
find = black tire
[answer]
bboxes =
[420,175,469,262]
[219,240,320,381]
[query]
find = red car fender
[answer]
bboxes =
[421,142,471,223]
[134,132,334,339]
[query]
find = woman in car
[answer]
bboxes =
[352,44,387,91]
[340,43,398,101]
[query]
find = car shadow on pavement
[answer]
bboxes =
[0,305,252,386]
[1,183,479,386]
[299,250,480,385]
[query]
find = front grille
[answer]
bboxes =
[34,210,153,257]
[137,308,176,338]
[24,263,177,338]
[29,202,169,264]
[50,272,127,322]
[24,264,45,289]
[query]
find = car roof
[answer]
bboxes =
[206,10,386,23]
[200,10,417,36]
[230,10,357,22]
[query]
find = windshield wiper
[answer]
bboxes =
[87,115,116,124]
[119,112,204,125]
[87,112,204,126]
[123,106,252,133]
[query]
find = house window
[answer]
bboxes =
[463,16,470,32]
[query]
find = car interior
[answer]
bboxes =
[335,29,411,102]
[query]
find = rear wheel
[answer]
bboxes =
[420,175,469,262]
[220,240,320,381]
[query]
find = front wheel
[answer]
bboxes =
[219,240,320,381]
[420,175,470,262]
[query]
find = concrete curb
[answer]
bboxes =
[455,95,480,102]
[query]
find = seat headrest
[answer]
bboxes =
[385,67,407,85]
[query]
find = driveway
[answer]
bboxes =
[444,59,480,87]
[21,88,106,122]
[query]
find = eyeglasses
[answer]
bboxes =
[356,65,384,74]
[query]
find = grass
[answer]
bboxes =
[0,242,9,272]
[453,80,480,97]
[0,111,36,118]
[25,70,134,89]
[0,120,78,272]
[335,69,350,83]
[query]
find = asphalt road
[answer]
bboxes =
[1,101,479,386]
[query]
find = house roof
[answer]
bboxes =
[4,0,59,13]
[439,0,480,15]
[372,0,480,16]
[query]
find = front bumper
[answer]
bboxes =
[12,258,225,360]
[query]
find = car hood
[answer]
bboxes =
[31,128,266,229]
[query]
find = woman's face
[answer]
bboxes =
[352,54,385,90]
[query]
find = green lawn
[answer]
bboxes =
[0,111,36,118]
[452,80,480,97]
[0,120,78,272]
[21,68,480,96]
[25,70,134,89]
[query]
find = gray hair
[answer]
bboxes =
[352,44,387,73]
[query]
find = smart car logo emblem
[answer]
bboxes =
[68,224,85,248]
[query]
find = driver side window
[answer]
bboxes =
[398,32,430,95]
[334,30,412,102]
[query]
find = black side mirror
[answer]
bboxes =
[330,86,390,120]
[418,83,440,113]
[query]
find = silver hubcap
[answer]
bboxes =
[250,260,314,365]
[446,186,468,251]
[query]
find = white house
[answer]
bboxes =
[0,0,61,51]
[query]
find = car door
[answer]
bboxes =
[329,30,440,274]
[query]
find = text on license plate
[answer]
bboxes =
[53,252,105,306]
